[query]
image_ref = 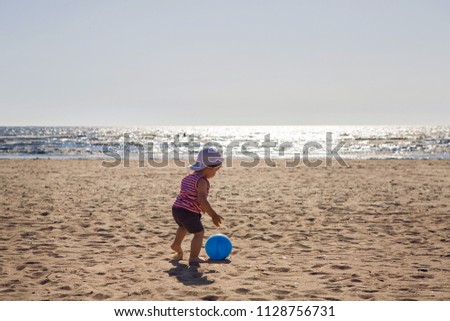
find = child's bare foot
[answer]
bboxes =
[188,257,207,265]
[171,244,183,260]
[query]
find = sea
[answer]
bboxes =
[0,126,449,159]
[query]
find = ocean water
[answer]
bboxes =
[0,126,449,159]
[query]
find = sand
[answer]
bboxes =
[0,158,449,301]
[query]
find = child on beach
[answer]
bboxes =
[171,147,224,265]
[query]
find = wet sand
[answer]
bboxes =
[0,159,449,300]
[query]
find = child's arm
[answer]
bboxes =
[197,178,223,227]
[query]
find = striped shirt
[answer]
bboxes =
[173,172,210,214]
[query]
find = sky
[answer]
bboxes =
[1,0,449,126]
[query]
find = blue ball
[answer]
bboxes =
[205,234,232,260]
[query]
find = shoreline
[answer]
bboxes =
[1,154,450,162]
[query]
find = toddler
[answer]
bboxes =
[171,147,224,264]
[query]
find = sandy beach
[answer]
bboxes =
[0,159,449,301]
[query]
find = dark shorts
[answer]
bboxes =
[172,206,204,234]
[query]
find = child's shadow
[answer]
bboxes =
[165,260,215,286]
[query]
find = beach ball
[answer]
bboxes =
[205,234,232,260]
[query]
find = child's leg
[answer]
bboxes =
[189,230,205,264]
[171,226,186,260]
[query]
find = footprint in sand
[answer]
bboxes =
[310,271,329,276]
[234,288,250,295]
[93,293,111,300]
[411,274,434,279]
[327,286,344,293]
[268,267,290,273]
[273,289,291,295]
[331,265,352,270]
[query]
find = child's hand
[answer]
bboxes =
[211,213,224,227]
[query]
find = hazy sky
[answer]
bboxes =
[1,0,449,125]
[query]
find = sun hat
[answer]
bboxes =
[189,147,224,171]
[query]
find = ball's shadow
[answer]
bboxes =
[205,258,231,265]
